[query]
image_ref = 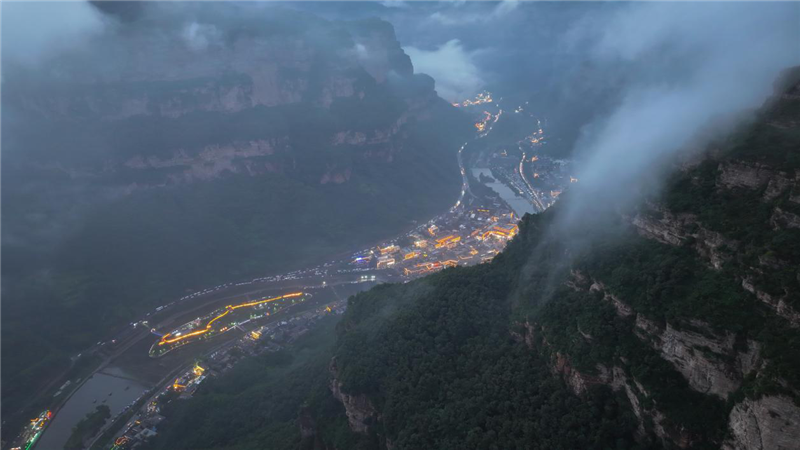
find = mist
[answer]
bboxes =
[405,39,484,101]
[560,2,800,226]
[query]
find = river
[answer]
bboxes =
[36,366,150,450]
[472,168,535,216]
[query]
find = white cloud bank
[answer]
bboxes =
[404,39,484,102]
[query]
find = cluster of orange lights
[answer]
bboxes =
[404,251,420,260]
[451,91,493,108]
[379,245,399,255]
[435,235,461,248]
[158,292,303,346]
[404,259,459,275]
[480,225,519,240]
[475,111,492,132]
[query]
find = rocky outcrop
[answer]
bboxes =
[643,320,758,399]
[631,203,800,326]
[584,277,761,399]
[545,347,691,447]
[116,139,289,188]
[550,353,610,396]
[718,161,778,191]
[741,277,800,327]
[510,319,537,349]
[329,357,377,434]
[770,207,800,230]
[589,280,634,317]
[331,114,407,147]
[723,395,800,450]
[631,203,736,269]
[634,307,758,398]
[716,161,798,203]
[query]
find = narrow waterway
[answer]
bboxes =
[472,168,535,216]
[36,366,150,450]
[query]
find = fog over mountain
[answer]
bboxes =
[3,2,800,450]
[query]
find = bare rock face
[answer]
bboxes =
[657,323,751,398]
[547,349,692,447]
[551,352,609,396]
[718,161,777,191]
[633,307,758,399]
[589,281,633,317]
[631,203,800,327]
[586,278,760,399]
[509,320,537,349]
[723,396,800,450]
[631,203,736,270]
[715,161,798,203]
[770,207,800,230]
[116,139,289,190]
[741,277,800,327]
[329,357,377,434]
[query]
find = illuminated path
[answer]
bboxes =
[157,292,304,347]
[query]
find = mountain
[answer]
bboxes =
[0,7,469,428]
[146,68,800,450]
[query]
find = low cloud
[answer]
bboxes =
[559,2,800,226]
[181,22,221,52]
[428,0,519,26]
[1,1,108,66]
[405,39,484,101]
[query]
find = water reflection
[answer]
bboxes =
[36,366,150,450]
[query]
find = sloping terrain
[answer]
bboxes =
[312,67,800,450]
[149,66,800,450]
[1,7,469,426]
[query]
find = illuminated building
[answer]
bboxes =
[379,245,399,255]
[404,251,420,261]
[377,256,396,269]
[173,378,186,391]
[481,224,519,241]
[435,235,461,248]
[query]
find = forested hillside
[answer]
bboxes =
[151,66,800,450]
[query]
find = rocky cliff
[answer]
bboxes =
[329,357,379,434]
[317,68,800,450]
[528,67,800,449]
[3,8,449,193]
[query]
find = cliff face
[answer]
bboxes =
[4,10,446,193]
[531,67,800,449]
[319,68,800,450]
[724,395,800,450]
[6,14,414,121]
[329,358,378,434]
